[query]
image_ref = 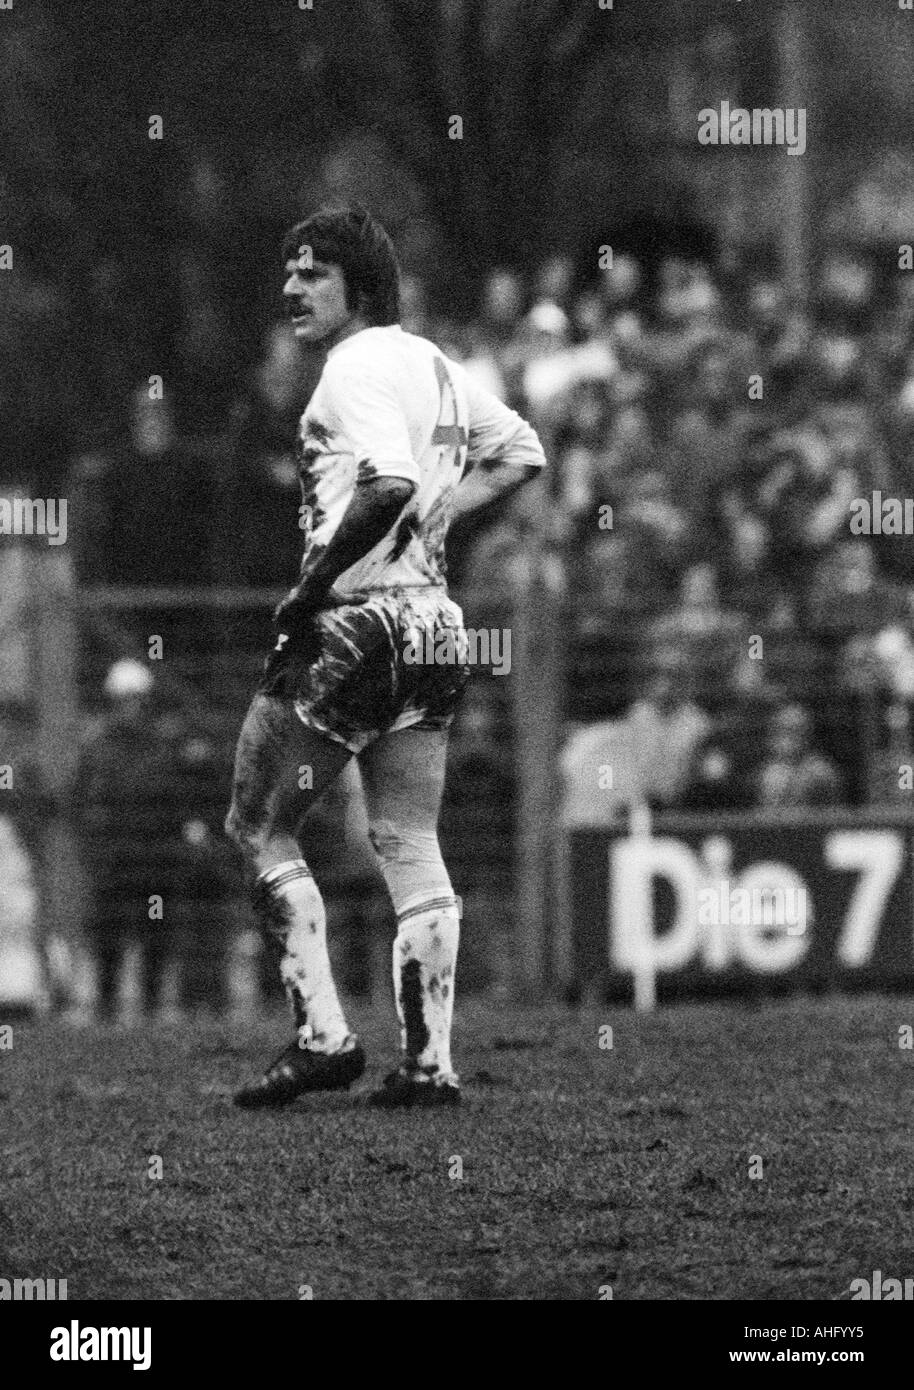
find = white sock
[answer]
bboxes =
[392,895,460,1078]
[255,860,351,1053]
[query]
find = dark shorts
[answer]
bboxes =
[259,589,471,754]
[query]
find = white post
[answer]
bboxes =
[628,799,656,1013]
[34,549,84,1011]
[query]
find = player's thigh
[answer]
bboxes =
[227,693,351,835]
[357,726,450,831]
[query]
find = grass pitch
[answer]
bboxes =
[2,994,913,1300]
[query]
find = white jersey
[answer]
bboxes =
[295,324,545,597]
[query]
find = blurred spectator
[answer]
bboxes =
[571,287,611,342]
[561,717,637,828]
[516,300,574,422]
[561,656,709,817]
[166,153,247,433]
[440,685,515,989]
[480,268,525,348]
[598,252,642,315]
[163,718,235,1017]
[459,322,509,400]
[867,701,914,806]
[577,528,666,633]
[851,596,914,702]
[69,382,213,587]
[682,732,755,812]
[534,254,575,312]
[755,427,860,605]
[805,539,905,636]
[664,338,756,563]
[0,263,83,489]
[524,317,619,433]
[626,657,711,810]
[226,321,308,585]
[75,660,231,1021]
[0,545,31,701]
[0,812,40,1015]
[170,242,240,433]
[755,704,843,808]
[458,475,548,605]
[614,471,690,604]
[651,563,748,703]
[76,660,168,1020]
[815,251,875,334]
[556,383,653,528]
[751,594,822,703]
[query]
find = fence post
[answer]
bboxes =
[511,541,566,1000]
[33,550,83,1005]
[777,0,812,304]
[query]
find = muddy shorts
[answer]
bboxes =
[259,588,471,754]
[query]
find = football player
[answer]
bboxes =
[226,205,545,1108]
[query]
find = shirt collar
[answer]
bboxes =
[327,323,402,359]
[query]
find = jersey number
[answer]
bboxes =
[432,357,468,474]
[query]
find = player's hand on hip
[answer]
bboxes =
[272,583,345,637]
[272,590,318,638]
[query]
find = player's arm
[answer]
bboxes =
[288,476,416,608]
[450,377,546,524]
[449,457,540,523]
[275,361,418,629]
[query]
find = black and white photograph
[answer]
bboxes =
[1,0,913,1345]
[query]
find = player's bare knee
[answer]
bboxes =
[367,817,444,871]
[367,818,405,862]
[368,816,454,919]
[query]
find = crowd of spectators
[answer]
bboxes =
[438,247,914,814]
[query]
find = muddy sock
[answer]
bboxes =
[254,860,351,1053]
[392,894,460,1078]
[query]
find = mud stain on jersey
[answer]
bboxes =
[303,418,332,447]
[415,488,452,581]
[298,418,332,528]
[357,460,382,485]
[298,465,326,532]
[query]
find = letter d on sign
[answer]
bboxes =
[610,838,700,979]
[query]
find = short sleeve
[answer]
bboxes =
[326,360,420,488]
[465,374,547,473]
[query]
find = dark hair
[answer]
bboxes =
[281,204,401,326]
